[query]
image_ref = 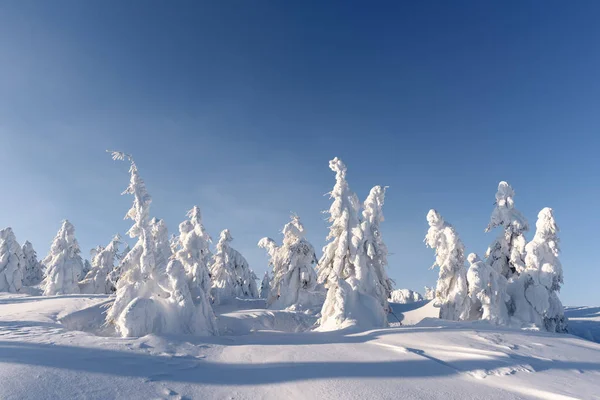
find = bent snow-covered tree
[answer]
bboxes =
[22,240,43,286]
[42,221,84,296]
[316,158,388,331]
[79,234,121,294]
[0,228,24,293]
[424,210,470,321]
[509,208,567,333]
[466,253,509,324]
[174,206,217,335]
[210,229,258,304]
[485,181,529,280]
[258,215,320,310]
[105,151,217,337]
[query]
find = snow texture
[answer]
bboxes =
[21,241,43,286]
[0,227,24,293]
[42,220,84,296]
[424,210,470,321]
[258,215,322,310]
[485,181,529,280]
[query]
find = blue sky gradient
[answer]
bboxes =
[1,1,598,304]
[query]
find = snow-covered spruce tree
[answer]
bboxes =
[485,181,529,280]
[259,271,271,299]
[316,158,388,331]
[174,206,217,335]
[424,210,470,321]
[508,208,567,333]
[105,151,216,337]
[210,229,258,304]
[258,215,320,310]
[0,228,24,293]
[466,253,509,324]
[80,235,121,294]
[42,221,84,296]
[22,240,43,286]
[358,185,393,312]
[108,242,131,289]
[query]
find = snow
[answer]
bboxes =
[1,293,599,400]
[389,288,423,304]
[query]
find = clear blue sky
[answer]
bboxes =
[0,1,598,305]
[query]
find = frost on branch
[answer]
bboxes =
[22,240,43,287]
[258,215,321,310]
[210,229,258,305]
[466,253,509,324]
[80,234,121,294]
[105,152,217,337]
[0,228,24,293]
[485,181,529,280]
[508,208,567,333]
[316,158,387,331]
[42,221,84,296]
[424,210,470,321]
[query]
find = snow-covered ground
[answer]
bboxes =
[0,294,599,400]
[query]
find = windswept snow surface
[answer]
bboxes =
[0,294,599,400]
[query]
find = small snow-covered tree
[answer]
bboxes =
[42,220,84,295]
[424,286,435,300]
[509,208,567,333]
[82,259,92,277]
[105,151,216,337]
[389,289,424,304]
[80,235,121,294]
[424,210,470,321]
[0,228,24,293]
[466,253,509,324]
[316,158,387,331]
[259,271,271,299]
[258,215,320,310]
[22,241,43,286]
[358,185,393,312]
[485,181,529,280]
[174,206,217,335]
[210,229,258,304]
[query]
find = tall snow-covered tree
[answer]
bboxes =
[22,240,43,286]
[316,158,387,331]
[210,229,258,304]
[424,210,470,321]
[509,208,567,333]
[259,271,271,299]
[357,185,393,312]
[258,215,320,310]
[42,220,84,296]
[105,151,217,337]
[485,181,529,280]
[0,228,24,293]
[174,206,217,335]
[466,253,509,324]
[80,234,121,294]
